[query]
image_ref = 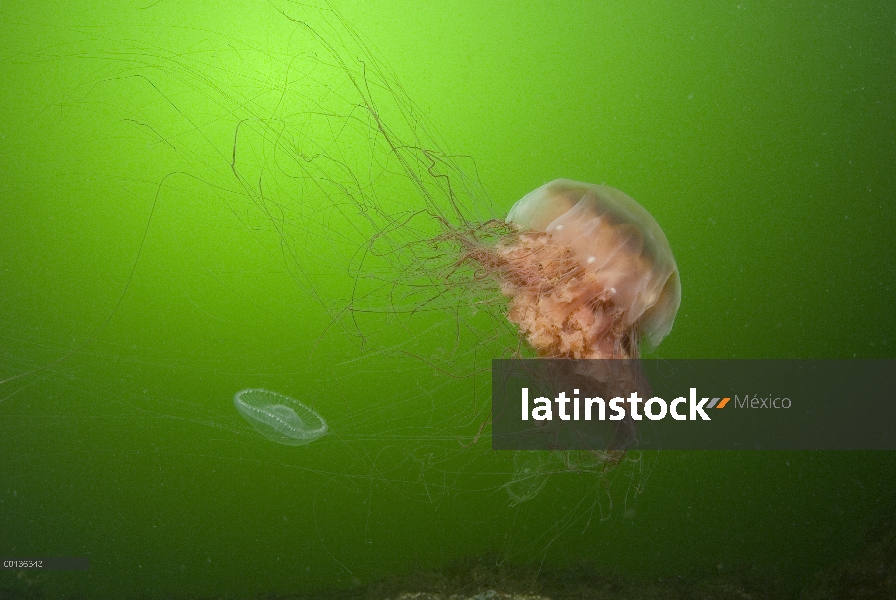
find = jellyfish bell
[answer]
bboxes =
[233,388,328,446]
[498,179,680,360]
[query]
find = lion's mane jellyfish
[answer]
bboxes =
[498,179,680,361]
[466,179,679,362]
[463,180,679,478]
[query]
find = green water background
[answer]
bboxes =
[1,1,895,598]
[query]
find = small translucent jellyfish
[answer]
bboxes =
[233,388,327,446]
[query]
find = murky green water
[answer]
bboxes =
[1,1,895,598]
